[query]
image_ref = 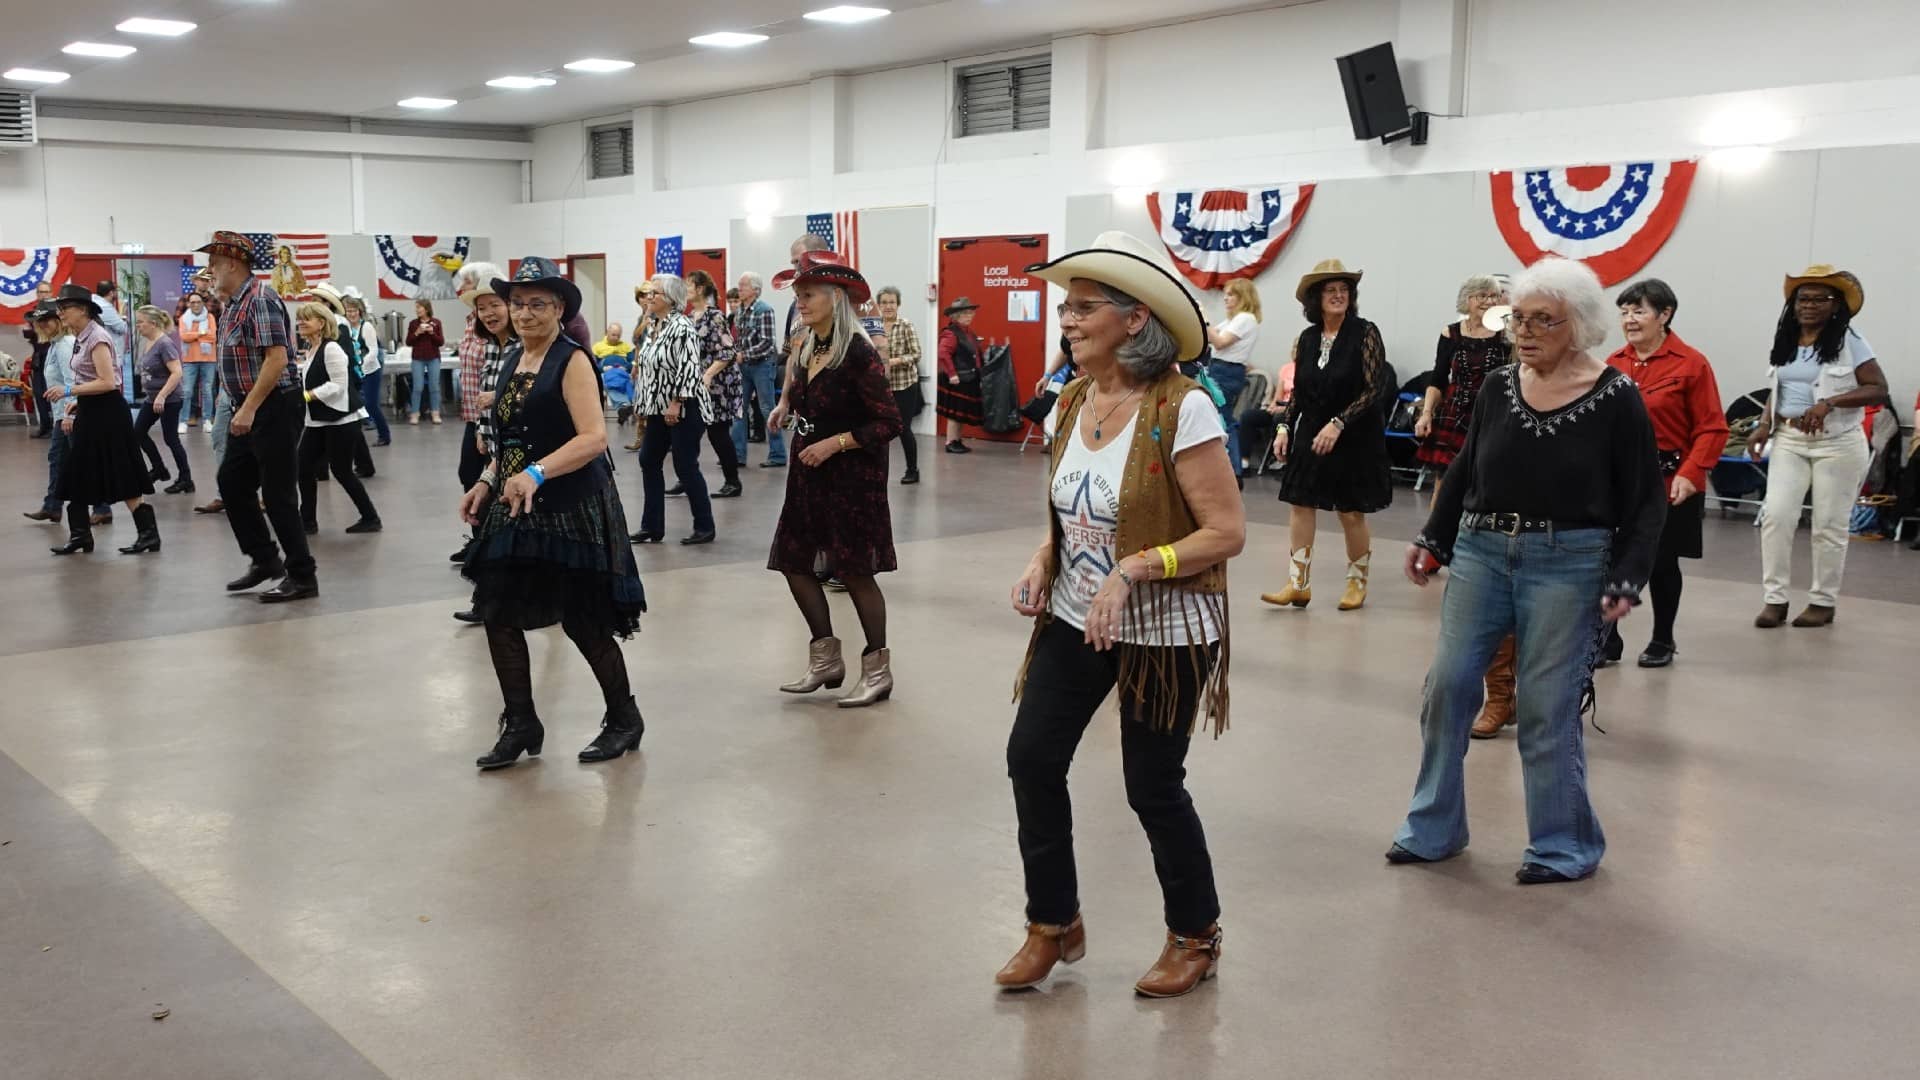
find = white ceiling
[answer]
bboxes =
[8,0,1305,129]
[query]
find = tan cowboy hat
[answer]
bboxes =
[1295,258,1363,303]
[455,261,505,308]
[1783,264,1864,315]
[1025,230,1206,362]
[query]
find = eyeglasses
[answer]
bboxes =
[509,299,557,313]
[1794,293,1838,307]
[1501,312,1571,336]
[1057,300,1122,321]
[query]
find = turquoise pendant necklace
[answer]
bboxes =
[1091,386,1140,440]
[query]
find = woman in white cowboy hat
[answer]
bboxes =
[998,230,1244,999]
[1262,259,1394,613]
[764,251,904,706]
[1747,265,1890,628]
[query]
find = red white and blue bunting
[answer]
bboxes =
[1145,184,1314,291]
[0,247,76,325]
[1490,161,1697,286]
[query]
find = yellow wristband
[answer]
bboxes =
[1157,544,1178,580]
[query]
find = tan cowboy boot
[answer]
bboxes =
[780,637,845,694]
[1471,635,1518,738]
[838,647,893,708]
[1134,925,1222,998]
[994,916,1086,990]
[1260,547,1312,607]
[1338,551,1371,611]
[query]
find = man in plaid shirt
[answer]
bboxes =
[199,230,316,603]
[731,271,784,467]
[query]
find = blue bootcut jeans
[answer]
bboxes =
[1393,524,1611,878]
[43,425,110,517]
[1208,361,1247,477]
[734,359,786,465]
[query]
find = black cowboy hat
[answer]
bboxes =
[53,283,102,318]
[28,300,61,323]
[491,255,583,324]
[942,296,981,317]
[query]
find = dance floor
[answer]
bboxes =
[2,425,1915,1079]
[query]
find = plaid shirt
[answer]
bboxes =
[734,299,777,365]
[884,317,923,392]
[218,277,297,396]
[457,314,490,422]
[477,337,515,456]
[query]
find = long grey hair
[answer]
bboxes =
[788,284,863,373]
[1095,282,1179,381]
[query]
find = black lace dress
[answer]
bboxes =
[1277,318,1394,513]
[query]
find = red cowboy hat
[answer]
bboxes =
[771,251,870,305]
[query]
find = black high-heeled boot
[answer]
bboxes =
[578,697,644,762]
[51,511,93,556]
[476,710,545,770]
[118,504,162,555]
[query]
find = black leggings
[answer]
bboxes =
[705,421,740,486]
[784,571,887,653]
[298,425,379,527]
[897,429,918,472]
[485,613,631,716]
[1008,618,1220,934]
[133,397,190,480]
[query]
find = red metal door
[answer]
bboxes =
[935,234,1048,442]
[683,248,728,313]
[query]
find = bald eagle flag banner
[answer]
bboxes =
[376,235,474,300]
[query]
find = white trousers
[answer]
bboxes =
[1760,426,1871,607]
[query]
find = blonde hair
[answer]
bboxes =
[787,284,863,373]
[134,305,174,333]
[295,301,338,341]
[1223,278,1262,322]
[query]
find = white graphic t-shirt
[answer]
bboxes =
[1046,388,1226,645]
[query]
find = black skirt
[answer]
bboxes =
[59,393,152,505]
[1275,408,1394,514]
[461,473,646,638]
[935,378,983,425]
[1657,490,1705,562]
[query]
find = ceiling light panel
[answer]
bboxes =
[689,31,769,48]
[63,42,139,58]
[116,17,197,36]
[5,68,71,84]
[486,75,557,89]
[803,6,891,23]
[397,97,458,109]
[564,58,634,73]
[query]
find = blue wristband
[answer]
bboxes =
[524,463,546,487]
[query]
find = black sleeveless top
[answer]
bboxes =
[490,333,610,512]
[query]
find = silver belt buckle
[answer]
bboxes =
[1497,513,1522,536]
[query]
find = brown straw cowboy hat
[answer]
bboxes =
[1294,258,1363,303]
[1782,264,1864,315]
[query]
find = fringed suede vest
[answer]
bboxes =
[1015,371,1232,736]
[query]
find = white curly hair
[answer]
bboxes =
[1507,258,1610,353]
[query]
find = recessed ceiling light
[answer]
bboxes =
[5,67,70,84]
[397,97,457,110]
[116,17,197,36]
[564,58,634,73]
[486,75,557,89]
[63,42,138,58]
[689,31,769,48]
[803,6,890,23]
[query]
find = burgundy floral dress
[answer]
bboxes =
[1416,323,1511,469]
[693,306,741,423]
[767,334,905,576]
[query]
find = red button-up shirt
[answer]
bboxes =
[1605,332,1729,491]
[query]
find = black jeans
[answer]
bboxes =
[458,421,488,490]
[29,356,50,434]
[704,421,740,486]
[639,411,713,536]
[219,388,315,578]
[133,396,190,480]
[298,423,380,528]
[1007,618,1221,934]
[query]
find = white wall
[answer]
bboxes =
[665,88,810,190]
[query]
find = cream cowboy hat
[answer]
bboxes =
[455,261,506,308]
[1025,230,1206,362]
[306,281,347,316]
[1782,264,1864,315]
[1294,258,1362,303]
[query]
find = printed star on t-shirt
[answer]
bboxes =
[1060,473,1117,577]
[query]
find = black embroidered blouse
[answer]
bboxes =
[1416,365,1666,597]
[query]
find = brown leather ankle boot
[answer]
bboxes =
[1471,635,1518,739]
[1133,924,1222,998]
[994,916,1086,990]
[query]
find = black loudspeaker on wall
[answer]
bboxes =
[1336,42,1414,143]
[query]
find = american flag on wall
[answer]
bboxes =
[244,232,329,295]
[645,236,682,277]
[805,211,860,268]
